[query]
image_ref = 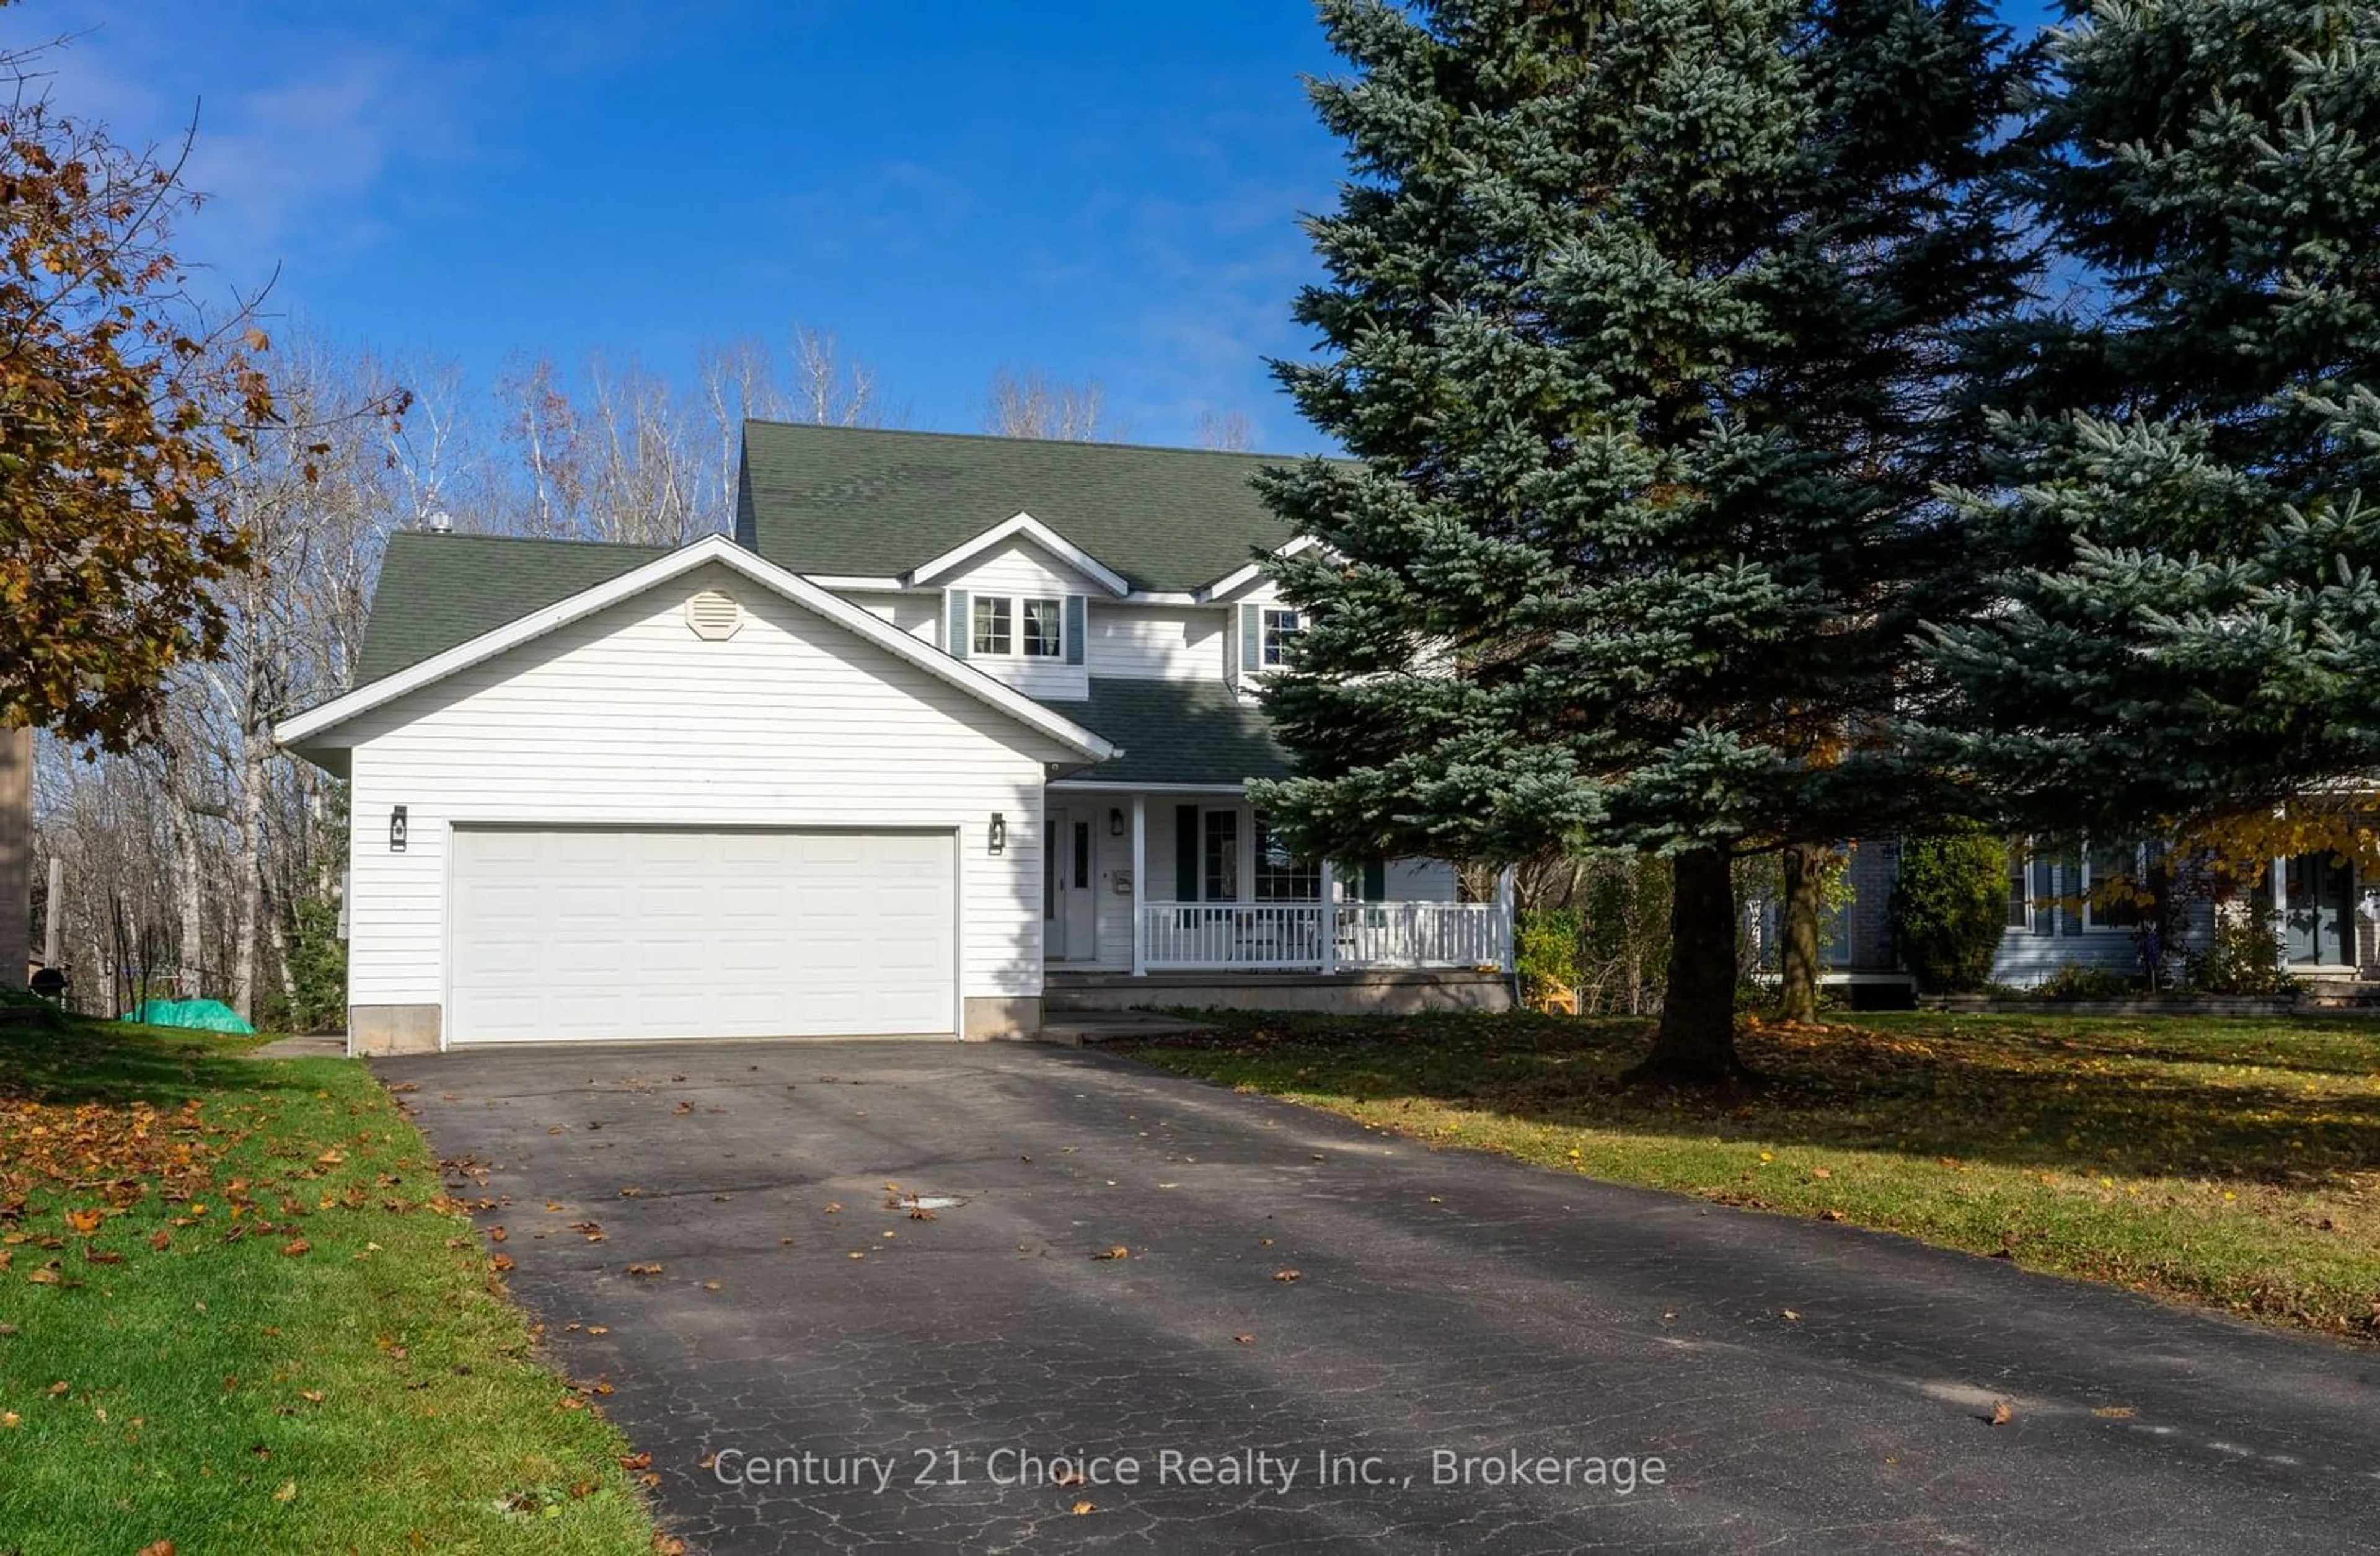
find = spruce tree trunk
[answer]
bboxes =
[1778,843,1823,1024]
[1624,846,1752,1088]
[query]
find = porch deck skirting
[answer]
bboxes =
[1137,901,1509,973]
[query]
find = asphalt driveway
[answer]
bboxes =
[379,1040,2380,1554]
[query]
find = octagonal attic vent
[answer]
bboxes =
[686,588,743,640]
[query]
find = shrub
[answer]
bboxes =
[1890,829,2009,992]
[2030,963,2141,1001]
[1515,908,1583,1004]
[260,895,348,1035]
[2186,908,2294,995]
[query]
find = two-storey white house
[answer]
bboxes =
[277,422,1514,1054]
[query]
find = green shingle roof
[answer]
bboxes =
[351,531,672,684]
[737,421,1303,593]
[1044,678,1290,787]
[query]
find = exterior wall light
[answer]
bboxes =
[1109,807,1124,836]
[989,812,1008,854]
[390,805,408,853]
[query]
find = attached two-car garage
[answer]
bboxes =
[275,537,1116,1055]
[446,826,958,1045]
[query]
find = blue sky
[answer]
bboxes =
[24,1,2061,454]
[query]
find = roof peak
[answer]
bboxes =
[389,529,677,552]
[740,418,1319,464]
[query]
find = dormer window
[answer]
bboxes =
[968,593,1068,659]
[1021,597,1064,658]
[972,596,1013,655]
[1261,607,1303,667]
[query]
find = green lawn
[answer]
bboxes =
[0,1007,662,1554]
[1120,1009,2380,1339]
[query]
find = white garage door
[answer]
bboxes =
[448,826,956,1044]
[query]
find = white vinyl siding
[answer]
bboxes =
[850,590,941,643]
[339,562,1070,1022]
[1086,605,1225,681]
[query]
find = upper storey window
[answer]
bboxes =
[1020,597,1064,658]
[971,596,1013,656]
[1261,606,1303,668]
[961,590,1073,661]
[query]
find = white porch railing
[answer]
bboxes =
[1338,901,1509,969]
[1138,902,1509,973]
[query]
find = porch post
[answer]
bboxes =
[1130,793,1147,977]
[1318,859,1336,976]
[1496,864,1517,973]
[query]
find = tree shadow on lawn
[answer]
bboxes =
[1142,1010,2380,1191]
[0,1011,286,1107]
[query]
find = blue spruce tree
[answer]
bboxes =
[1254,0,2030,1084]
[1916,2,2380,852]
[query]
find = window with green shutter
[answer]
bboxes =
[945,590,970,658]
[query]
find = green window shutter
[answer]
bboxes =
[1175,805,1200,902]
[1363,860,1387,901]
[1240,603,1262,676]
[1065,595,1086,666]
[946,590,970,659]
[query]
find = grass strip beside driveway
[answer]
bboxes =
[0,1009,662,1554]
[1121,1010,2380,1339]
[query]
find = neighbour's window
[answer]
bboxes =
[1253,816,1320,902]
[1021,596,1064,658]
[972,596,1013,656]
[2015,843,2156,934]
[1203,810,1239,902]
[1261,607,1303,668]
[2088,841,2143,929]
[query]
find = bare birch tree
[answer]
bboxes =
[1195,408,1255,451]
[983,368,1119,441]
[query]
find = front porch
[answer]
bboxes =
[1041,787,1514,980]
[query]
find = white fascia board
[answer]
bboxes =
[901,511,1133,598]
[801,574,910,591]
[1195,534,1321,603]
[1118,591,1203,606]
[1046,779,1253,795]
[273,533,1116,763]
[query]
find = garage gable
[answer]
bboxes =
[276,533,1113,771]
[317,560,1091,771]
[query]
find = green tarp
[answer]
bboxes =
[121,998,256,1035]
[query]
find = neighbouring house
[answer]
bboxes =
[275,423,1514,1056]
[1776,836,2376,996]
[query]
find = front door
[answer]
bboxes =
[1045,808,1098,962]
[2283,852,2355,967]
